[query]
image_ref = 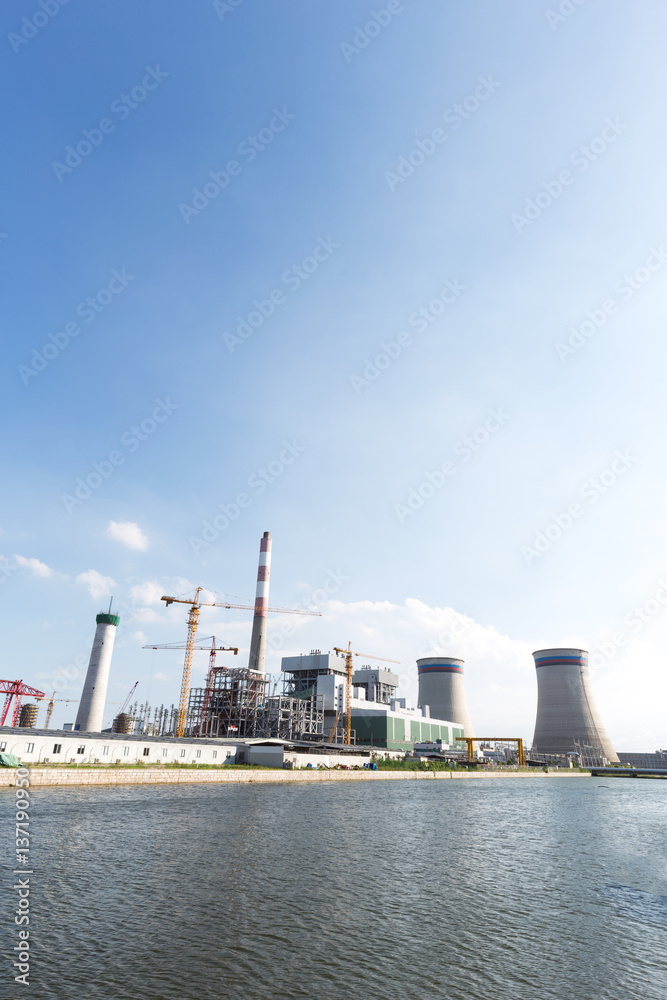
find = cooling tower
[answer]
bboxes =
[417,657,475,736]
[531,648,618,762]
[247,531,271,673]
[74,612,120,732]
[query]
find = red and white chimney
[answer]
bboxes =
[247,531,271,673]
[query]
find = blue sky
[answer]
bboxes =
[2,0,667,748]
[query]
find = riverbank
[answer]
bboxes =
[0,766,591,787]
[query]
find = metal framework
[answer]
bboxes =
[187,667,270,738]
[456,737,526,766]
[257,694,324,742]
[0,679,46,727]
[161,584,321,739]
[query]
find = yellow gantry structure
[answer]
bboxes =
[456,737,526,767]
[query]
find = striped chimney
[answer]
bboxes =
[247,531,272,673]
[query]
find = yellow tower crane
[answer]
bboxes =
[161,588,320,737]
[333,642,400,745]
[34,693,78,729]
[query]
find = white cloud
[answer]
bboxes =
[77,569,116,600]
[105,521,149,551]
[130,581,164,605]
[14,555,55,578]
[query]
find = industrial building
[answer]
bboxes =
[531,648,619,765]
[0,726,379,769]
[618,750,667,769]
[280,651,465,751]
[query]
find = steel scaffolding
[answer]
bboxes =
[187,667,270,738]
[257,694,324,742]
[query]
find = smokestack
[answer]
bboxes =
[417,657,475,736]
[247,531,271,674]
[74,612,120,732]
[531,648,618,762]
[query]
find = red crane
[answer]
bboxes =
[0,679,46,727]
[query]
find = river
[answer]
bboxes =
[1,776,665,999]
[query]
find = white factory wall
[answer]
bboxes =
[0,729,240,766]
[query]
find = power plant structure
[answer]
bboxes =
[531,648,619,765]
[248,531,271,673]
[4,524,643,766]
[417,657,475,738]
[74,610,120,733]
[18,703,39,728]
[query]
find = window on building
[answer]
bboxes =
[77,746,85,754]
[0,741,7,751]
[196,750,201,758]
[212,751,217,759]
[180,749,186,758]
[102,746,109,755]
[26,743,34,753]
[53,744,61,754]
[162,748,168,757]
[123,747,130,756]
[143,748,150,757]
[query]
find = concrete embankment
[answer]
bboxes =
[0,767,590,788]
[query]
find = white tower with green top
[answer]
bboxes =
[74,610,120,732]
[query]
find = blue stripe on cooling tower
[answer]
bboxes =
[534,655,587,667]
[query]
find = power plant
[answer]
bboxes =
[74,610,120,733]
[531,648,619,765]
[0,532,643,767]
[417,657,475,737]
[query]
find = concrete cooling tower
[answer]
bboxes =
[417,657,475,736]
[532,648,618,762]
[74,612,120,733]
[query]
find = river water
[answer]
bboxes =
[1,776,666,1000]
